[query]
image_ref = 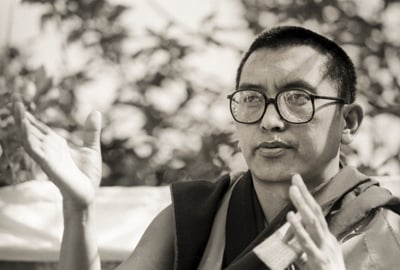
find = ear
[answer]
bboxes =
[341,104,363,145]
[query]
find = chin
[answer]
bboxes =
[248,155,296,182]
[251,165,295,183]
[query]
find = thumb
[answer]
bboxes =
[83,110,102,150]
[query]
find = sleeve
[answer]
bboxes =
[171,175,231,270]
[341,208,400,270]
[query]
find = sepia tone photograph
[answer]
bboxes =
[0,0,400,269]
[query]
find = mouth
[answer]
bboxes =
[255,141,292,157]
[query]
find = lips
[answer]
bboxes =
[257,141,291,149]
[255,140,292,157]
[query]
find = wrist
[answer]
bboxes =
[62,199,95,224]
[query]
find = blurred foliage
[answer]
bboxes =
[0,48,53,185]
[0,0,399,186]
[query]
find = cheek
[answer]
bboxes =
[235,130,248,151]
[299,120,342,157]
[235,125,255,156]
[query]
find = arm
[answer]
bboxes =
[12,96,102,270]
[59,204,100,270]
[116,205,175,270]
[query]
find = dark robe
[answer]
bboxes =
[170,167,400,270]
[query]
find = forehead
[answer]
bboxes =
[240,45,334,95]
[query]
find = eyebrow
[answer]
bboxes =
[237,83,266,91]
[238,80,317,94]
[280,80,317,94]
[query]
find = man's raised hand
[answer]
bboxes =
[12,96,103,209]
[287,174,346,270]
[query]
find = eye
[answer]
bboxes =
[284,91,310,106]
[242,93,263,105]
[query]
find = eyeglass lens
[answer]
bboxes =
[230,90,314,123]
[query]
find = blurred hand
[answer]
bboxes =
[287,174,346,270]
[12,96,102,211]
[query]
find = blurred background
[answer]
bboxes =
[1,1,400,269]
[0,0,400,188]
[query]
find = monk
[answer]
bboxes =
[13,26,400,270]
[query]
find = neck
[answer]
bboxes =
[252,176,291,222]
[251,161,341,222]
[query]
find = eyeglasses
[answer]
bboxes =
[227,89,347,124]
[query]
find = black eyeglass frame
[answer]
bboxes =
[227,89,347,124]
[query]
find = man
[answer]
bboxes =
[13,26,400,270]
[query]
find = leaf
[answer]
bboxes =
[201,11,216,25]
[40,12,54,28]
[33,66,53,95]
[108,5,129,22]
[67,28,85,43]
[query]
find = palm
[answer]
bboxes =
[70,144,102,186]
[39,134,102,205]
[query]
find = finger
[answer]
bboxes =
[83,111,102,150]
[25,112,51,135]
[287,211,321,259]
[12,94,25,127]
[292,174,321,212]
[12,96,47,140]
[292,174,327,229]
[289,185,326,243]
[23,117,46,141]
[21,118,42,145]
[21,119,46,159]
[289,185,316,226]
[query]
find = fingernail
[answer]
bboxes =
[292,174,304,186]
[291,174,299,185]
[287,211,295,219]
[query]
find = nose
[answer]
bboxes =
[259,102,285,131]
